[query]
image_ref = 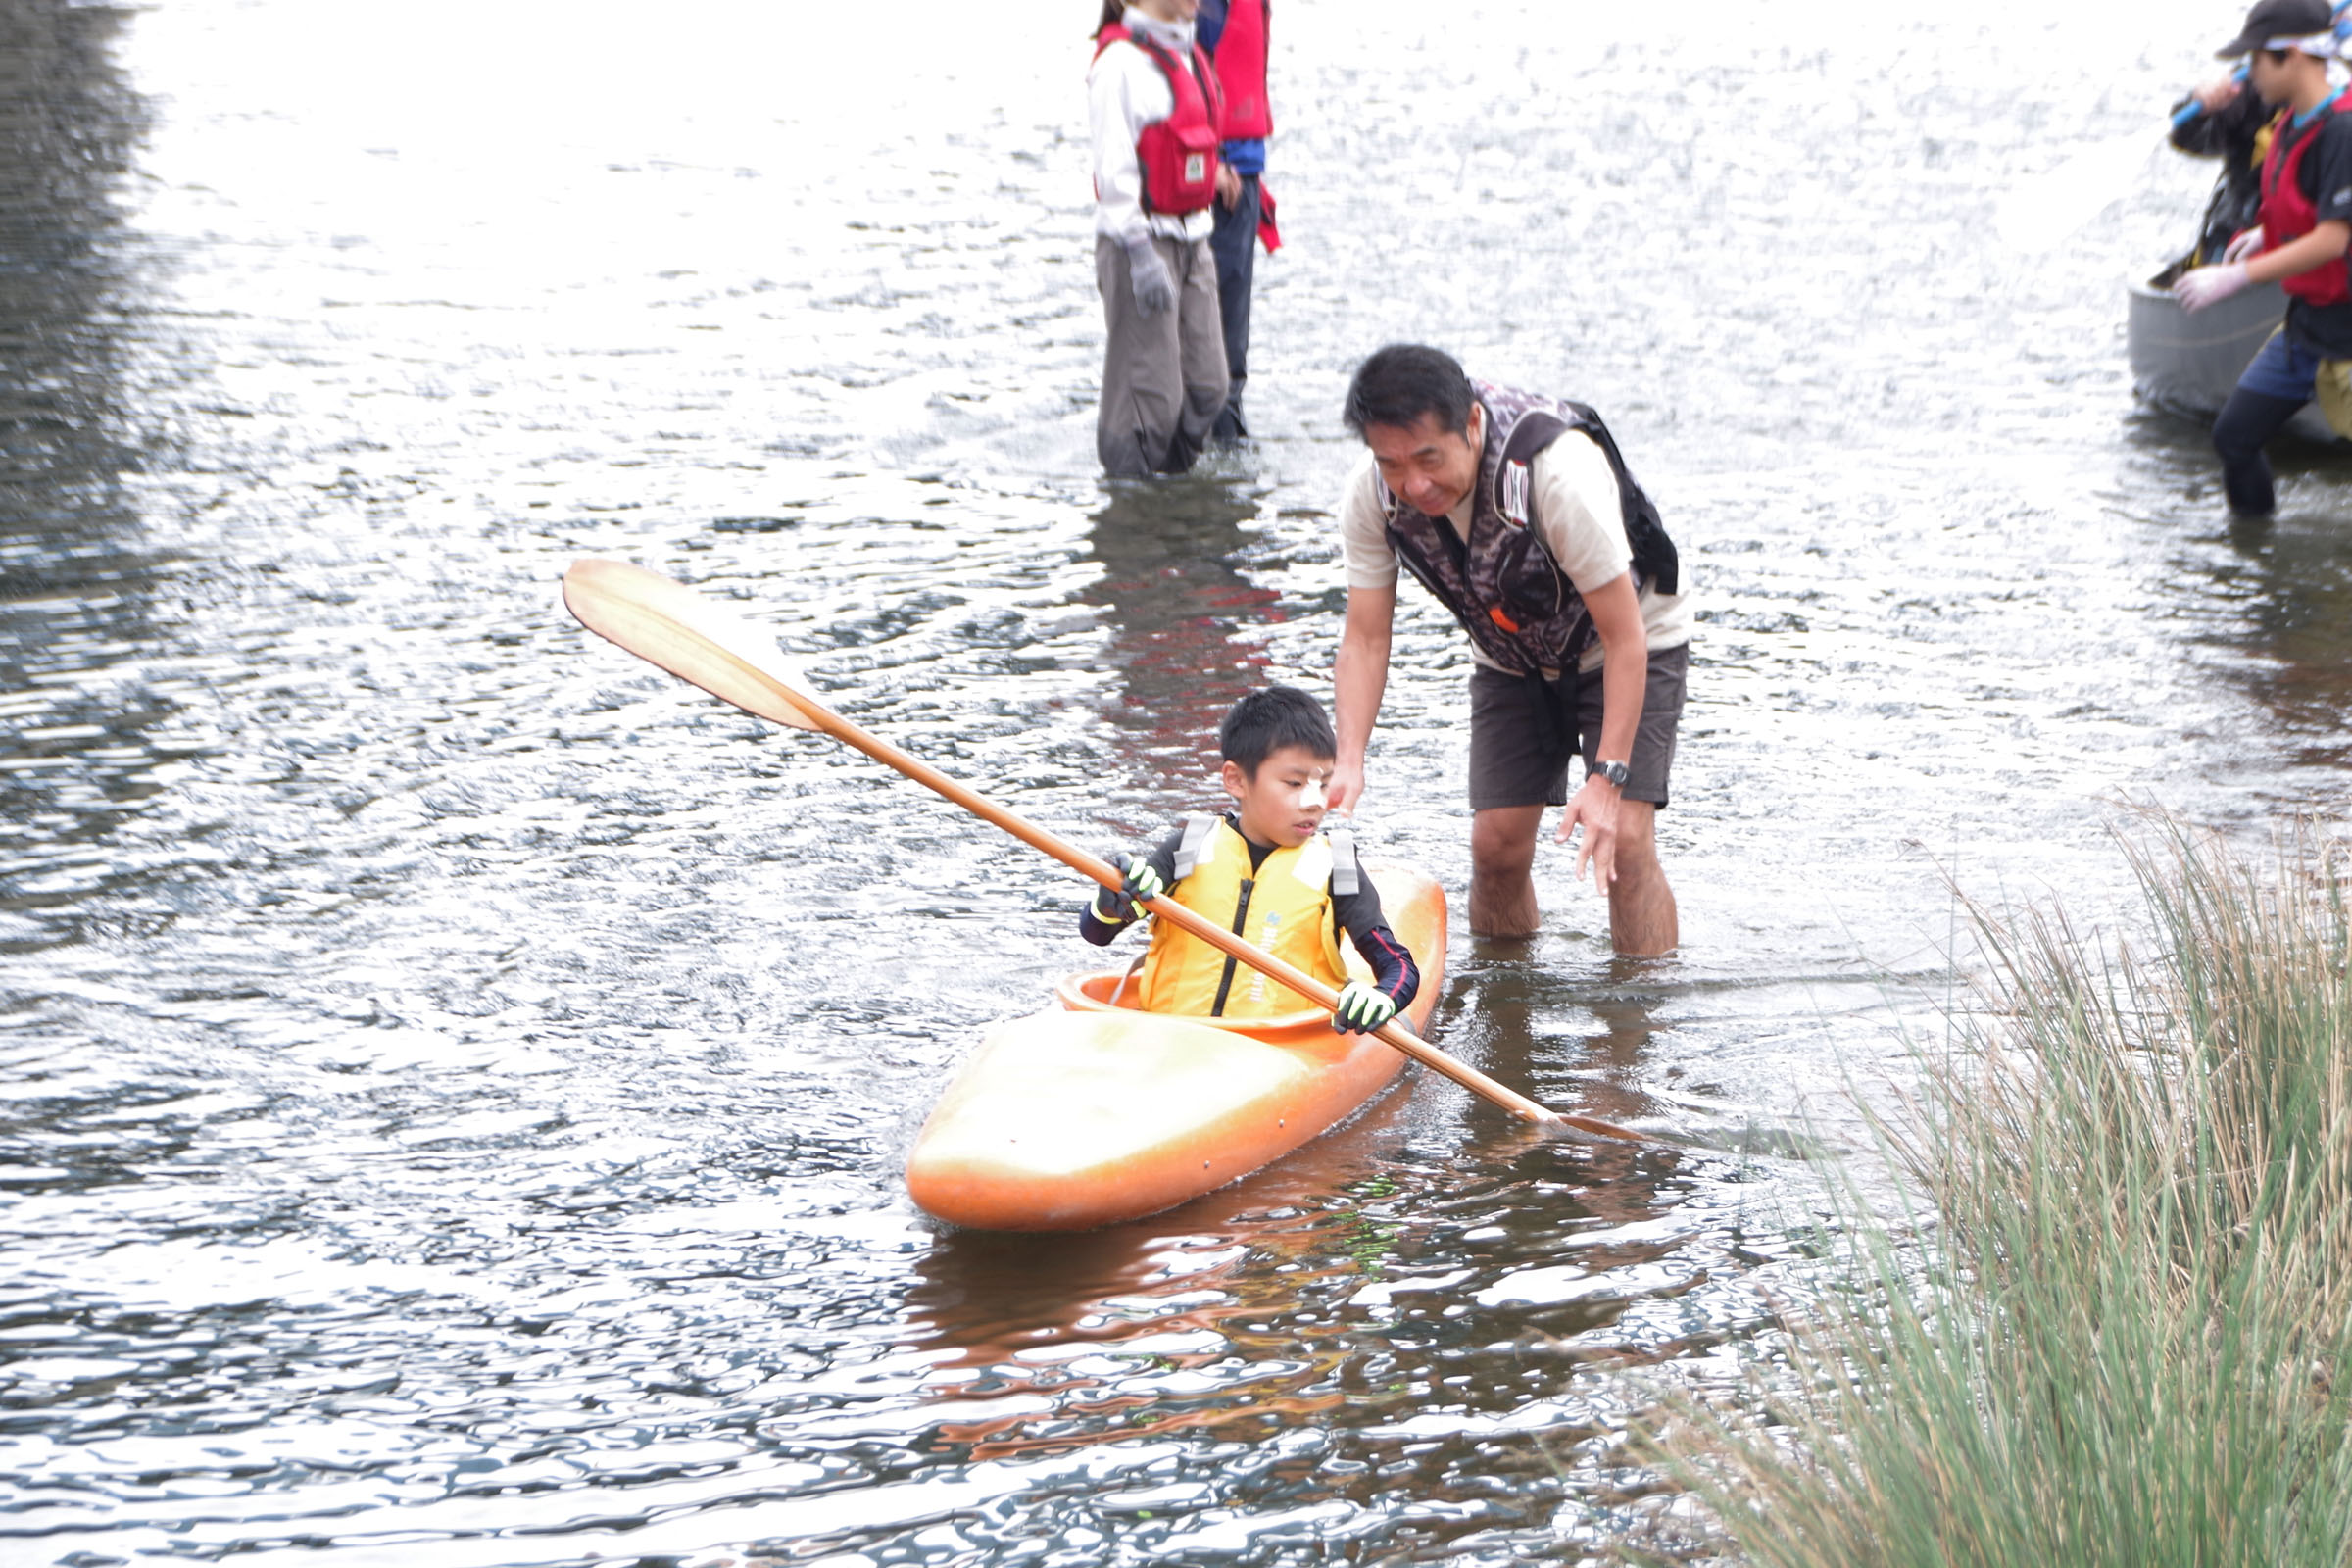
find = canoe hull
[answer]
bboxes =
[906,864,1447,1231]
[2126,273,2338,444]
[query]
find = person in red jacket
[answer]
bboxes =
[1200,0,1275,444]
[2173,0,2352,514]
[1090,0,1231,477]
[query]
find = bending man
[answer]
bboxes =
[1328,345,1690,956]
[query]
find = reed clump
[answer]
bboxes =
[1663,823,2352,1567]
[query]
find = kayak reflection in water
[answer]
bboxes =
[2172,0,2352,514]
[1080,687,1419,1032]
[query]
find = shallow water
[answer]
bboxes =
[5,0,2350,1563]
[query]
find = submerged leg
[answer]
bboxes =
[1097,235,1188,479]
[1469,805,1544,937]
[2211,332,2319,517]
[2211,387,2302,515]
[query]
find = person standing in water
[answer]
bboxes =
[1090,0,1230,477]
[1327,346,1689,957]
[2173,0,2352,514]
[1199,0,1276,444]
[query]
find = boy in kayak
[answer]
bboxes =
[2172,0,2352,514]
[1081,685,1420,1034]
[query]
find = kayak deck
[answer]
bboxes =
[906,863,1447,1231]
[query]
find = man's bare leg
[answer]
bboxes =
[1606,800,1678,956]
[1469,805,1544,937]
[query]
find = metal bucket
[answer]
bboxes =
[2127,270,2341,444]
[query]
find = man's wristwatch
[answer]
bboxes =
[1590,759,1631,789]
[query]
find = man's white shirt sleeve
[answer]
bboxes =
[1533,435,1690,665]
[1337,454,1400,592]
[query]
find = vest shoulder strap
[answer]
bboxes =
[1325,830,1360,896]
[1502,404,1682,599]
[1494,410,1564,529]
[1173,811,1221,880]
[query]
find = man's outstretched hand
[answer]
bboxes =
[1326,759,1365,816]
[1553,777,1621,887]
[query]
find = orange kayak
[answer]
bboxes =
[906,864,1448,1231]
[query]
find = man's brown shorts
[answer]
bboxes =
[1467,642,1688,810]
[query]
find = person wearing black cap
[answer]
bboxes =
[2166,66,2274,267]
[2173,0,2352,514]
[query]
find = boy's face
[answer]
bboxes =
[1221,744,1333,848]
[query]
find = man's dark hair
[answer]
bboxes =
[1219,686,1337,776]
[1343,344,1476,438]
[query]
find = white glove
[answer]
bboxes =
[2223,227,2267,264]
[1121,236,1175,318]
[2174,262,2251,313]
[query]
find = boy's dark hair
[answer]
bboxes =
[1219,686,1337,776]
[1095,0,1123,35]
[1343,344,1476,439]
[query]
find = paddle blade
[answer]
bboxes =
[561,558,827,732]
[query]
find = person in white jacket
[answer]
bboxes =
[1090,0,1230,476]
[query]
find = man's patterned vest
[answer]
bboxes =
[1379,381,1679,678]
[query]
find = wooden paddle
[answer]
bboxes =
[560,557,1650,1147]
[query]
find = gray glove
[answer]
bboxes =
[1121,235,1175,318]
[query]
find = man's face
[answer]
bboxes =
[1364,408,1483,517]
[2249,47,2285,102]
[1221,746,1331,848]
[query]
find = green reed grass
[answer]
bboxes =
[1658,823,2352,1567]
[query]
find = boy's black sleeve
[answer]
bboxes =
[1078,824,1186,946]
[1330,840,1420,1013]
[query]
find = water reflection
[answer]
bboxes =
[1080,475,1282,775]
[885,1074,1713,1558]
[2122,409,2352,774]
[1440,942,1673,1134]
[2209,513,2352,768]
[0,0,175,932]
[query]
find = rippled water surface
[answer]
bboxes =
[7,0,2352,1562]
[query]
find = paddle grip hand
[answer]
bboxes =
[2174,262,2251,313]
[1093,851,1166,924]
[1122,236,1175,318]
[1331,979,1400,1035]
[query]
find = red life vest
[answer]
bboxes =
[1096,24,1224,216]
[2259,91,2352,309]
[1211,0,1271,141]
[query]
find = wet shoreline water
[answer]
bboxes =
[6,0,2352,1562]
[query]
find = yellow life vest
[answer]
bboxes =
[1138,814,1354,1018]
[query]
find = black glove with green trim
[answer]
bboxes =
[1331,979,1399,1035]
[1093,851,1166,924]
